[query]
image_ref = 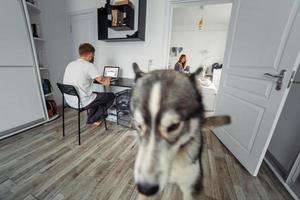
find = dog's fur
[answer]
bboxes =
[130,63,231,200]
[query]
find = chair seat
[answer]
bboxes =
[67,102,108,112]
[57,82,110,145]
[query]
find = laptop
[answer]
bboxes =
[103,66,120,82]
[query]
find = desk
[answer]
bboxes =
[110,78,134,88]
[93,78,134,127]
[94,78,134,88]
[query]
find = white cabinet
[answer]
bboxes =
[0,0,35,66]
[0,0,48,138]
[0,67,46,135]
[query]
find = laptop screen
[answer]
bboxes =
[103,66,119,78]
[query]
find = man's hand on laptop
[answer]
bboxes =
[102,77,111,87]
[95,76,111,87]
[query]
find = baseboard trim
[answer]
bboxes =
[0,115,60,141]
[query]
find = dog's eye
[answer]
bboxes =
[136,124,142,130]
[134,123,142,130]
[134,122,143,131]
[167,122,180,132]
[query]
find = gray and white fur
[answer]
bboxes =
[130,63,230,200]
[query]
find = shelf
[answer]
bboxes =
[26,2,41,14]
[44,92,53,97]
[108,19,134,31]
[98,0,146,42]
[103,37,144,42]
[109,25,133,31]
[111,4,133,12]
[33,37,45,42]
[39,67,48,71]
[109,5,134,31]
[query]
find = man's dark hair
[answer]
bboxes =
[79,43,95,56]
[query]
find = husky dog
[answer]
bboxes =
[130,63,231,200]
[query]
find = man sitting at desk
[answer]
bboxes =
[63,43,115,127]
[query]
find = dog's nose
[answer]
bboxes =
[137,182,159,196]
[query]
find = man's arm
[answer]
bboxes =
[95,76,111,87]
[87,64,111,86]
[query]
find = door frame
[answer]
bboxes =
[66,8,97,61]
[161,0,235,69]
[162,0,300,178]
[265,55,300,200]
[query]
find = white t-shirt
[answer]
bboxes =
[63,58,99,108]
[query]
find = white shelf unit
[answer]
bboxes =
[39,67,48,71]
[33,37,45,42]
[26,0,59,123]
[26,2,41,13]
[44,92,53,97]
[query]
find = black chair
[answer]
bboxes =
[57,83,108,145]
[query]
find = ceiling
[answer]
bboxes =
[172,3,232,26]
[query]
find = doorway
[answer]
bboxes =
[68,10,96,61]
[165,0,300,187]
[168,3,232,112]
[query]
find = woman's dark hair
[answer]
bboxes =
[178,54,186,67]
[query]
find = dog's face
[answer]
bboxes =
[130,63,230,196]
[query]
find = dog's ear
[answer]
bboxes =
[133,63,145,82]
[189,67,203,83]
[202,115,231,130]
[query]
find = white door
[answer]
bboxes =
[69,11,96,60]
[214,0,300,176]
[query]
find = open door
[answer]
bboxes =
[214,0,300,176]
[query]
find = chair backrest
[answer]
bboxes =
[57,83,79,97]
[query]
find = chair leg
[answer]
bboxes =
[102,107,108,130]
[104,118,108,130]
[62,96,65,137]
[116,111,119,125]
[78,109,81,145]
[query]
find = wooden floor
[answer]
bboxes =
[0,110,292,200]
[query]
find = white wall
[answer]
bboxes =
[39,0,70,104]
[39,0,228,103]
[170,26,228,73]
[38,0,169,104]
[65,0,102,12]
[65,0,168,78]
[39,0,229,103]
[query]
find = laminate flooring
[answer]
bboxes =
[0,110,292,200]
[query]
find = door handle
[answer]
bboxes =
[264,69,286,91]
